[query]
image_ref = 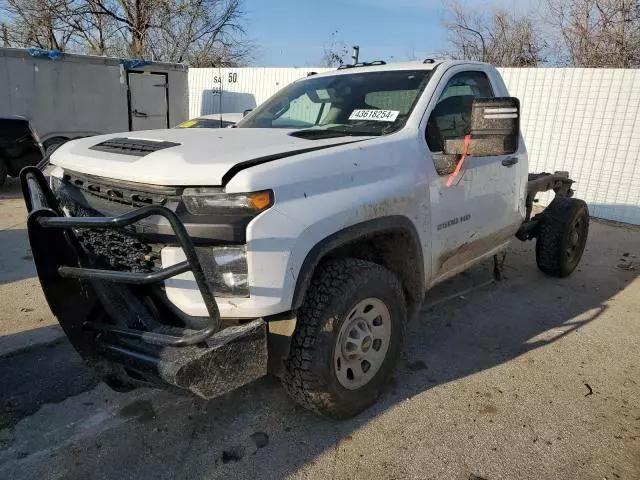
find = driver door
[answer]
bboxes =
[424,67,525,283]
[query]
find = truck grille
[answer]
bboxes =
[75,228,160,273]
[63,171,181,207]
[58,190,161,273]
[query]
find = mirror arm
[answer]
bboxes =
[445,134,472,187]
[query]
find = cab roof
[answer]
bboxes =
[306,59,489,79]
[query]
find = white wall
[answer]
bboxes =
[188,67,333,118]
[189,67,640,225]
[499,68,640,224]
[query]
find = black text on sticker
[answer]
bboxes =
[348,109,400,122]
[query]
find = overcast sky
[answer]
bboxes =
[244,0,542,66]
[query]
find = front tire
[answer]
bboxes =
[536,197,589,277]
[283,259,406,419]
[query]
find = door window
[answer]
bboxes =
[426,71,494,152]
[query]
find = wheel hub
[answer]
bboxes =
[570,230,579,246]
[565,217,586,263]
[342,319,374,360]
[334,298,392,390]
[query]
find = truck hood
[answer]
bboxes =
[50,128,373,186]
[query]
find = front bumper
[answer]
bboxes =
[20,167,267,398]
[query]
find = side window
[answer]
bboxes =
[426,71,494,152]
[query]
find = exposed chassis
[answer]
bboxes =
[516,171,575,241]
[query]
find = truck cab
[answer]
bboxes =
[23,60,588,419]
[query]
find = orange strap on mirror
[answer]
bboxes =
[446,134,471,187]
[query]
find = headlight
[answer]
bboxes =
[213,246,249,296]
[182,188,273,215]
[204,246,249,297]
[162,245,249,297]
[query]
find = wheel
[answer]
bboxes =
[44,138,67,157]
[0,159,7,188]
[283,259,406,419]
[536,197,589,277]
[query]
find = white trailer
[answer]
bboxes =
[0,47,188,154]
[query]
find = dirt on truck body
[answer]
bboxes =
[21,60,589,419]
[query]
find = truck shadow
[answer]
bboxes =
[0,177,23,200]
[1,219,638,479]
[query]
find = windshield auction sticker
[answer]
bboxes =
[348,109,400,122]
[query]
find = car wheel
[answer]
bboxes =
[283,259,406,419]
[536,197,589,277]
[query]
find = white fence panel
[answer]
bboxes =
[499,68,640,224]
[187,68,332,118]
[189,67,640,224]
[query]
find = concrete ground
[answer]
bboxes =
[0,179,64,356]
[0,177,639,480]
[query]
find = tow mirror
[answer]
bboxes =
[444,97,520,157]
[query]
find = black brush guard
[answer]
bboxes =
[20,167,267,399]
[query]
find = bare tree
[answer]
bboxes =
[145,0,251,65]
[2,23,9,46]
[0,0,252,65]
[1,0,77,50]
[441,0,547,66]
[546,0,640,67]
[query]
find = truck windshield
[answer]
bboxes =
[237,70,431,137]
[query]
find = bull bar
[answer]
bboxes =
[20,166,267,398]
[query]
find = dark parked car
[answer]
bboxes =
[0,117,44,187]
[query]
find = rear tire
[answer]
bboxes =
[283,259,406,420]
[536,197,589,277]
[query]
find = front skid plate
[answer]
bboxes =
[161,319,268,399]
[103,319,269,399]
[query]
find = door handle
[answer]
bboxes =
[133,109,148,118]
[501,156,518,167]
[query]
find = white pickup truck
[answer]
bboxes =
[22,60,588,419]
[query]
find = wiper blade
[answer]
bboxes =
[290,129,353,139]
[290,128,379,139]
[330,129,380,136]
[325,126,382,136]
